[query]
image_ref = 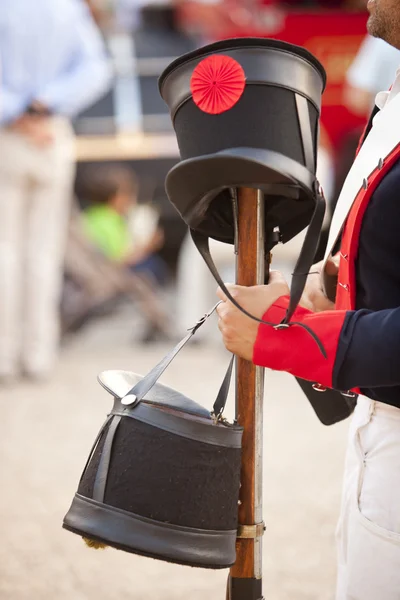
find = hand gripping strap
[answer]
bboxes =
[121,303,235,422]
[190,184,327,357]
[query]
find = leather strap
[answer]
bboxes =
[111,401,242,447]
[93,415,122,502]
[358,105,379,152]
[287,182,326,321]
[190,184,327,356]
[211,355,235,422]
[79,415,113,485]
[121,303,235,420]
[296,93,315,173]
[122,331,200,405]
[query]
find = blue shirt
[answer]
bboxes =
[0,0,113,124]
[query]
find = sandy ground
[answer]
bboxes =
[0,309,349,600]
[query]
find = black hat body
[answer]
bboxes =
[63,370,243,569]
[159,38,326,244]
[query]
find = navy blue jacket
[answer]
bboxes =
[253,109,400,408]
[334,157,400,407]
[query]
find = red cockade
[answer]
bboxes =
[190,54,246,115]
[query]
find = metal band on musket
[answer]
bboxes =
[237,522,266,539]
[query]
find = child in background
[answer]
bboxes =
[80,165,167,286]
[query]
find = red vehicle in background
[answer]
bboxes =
[178,1,369,162]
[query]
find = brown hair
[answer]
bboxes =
[78,165,138,206]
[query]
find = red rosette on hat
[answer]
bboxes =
[190,54,246,115]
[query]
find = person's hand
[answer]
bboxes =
[10,114,54,147]
[300,255,339,313]
[216,271,289,360]
[126,228,165,266]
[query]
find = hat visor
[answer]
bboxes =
[166,147,316,243]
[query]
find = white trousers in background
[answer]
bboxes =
[336,396,400,600]
[175,233,235,341]
[0,118,75,378]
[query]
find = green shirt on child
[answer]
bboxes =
[82,205,131,261]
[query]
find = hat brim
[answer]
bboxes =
[166,147,316,244]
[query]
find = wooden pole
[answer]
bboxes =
[227,188,266,600]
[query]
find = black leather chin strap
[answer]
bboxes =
[212,355,235,422]
[190,183,327,357]
[122,303,235,422]
[287,184,326,320]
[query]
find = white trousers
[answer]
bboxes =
[0,118,75,377]
[336,396,400,600]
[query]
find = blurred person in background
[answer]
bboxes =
[80,165,167,286]
[61,197,172,343]
[0,0,112,383]
[85,0,105,25]
[333,35,400,213]
[116,0,150,32]
[345,34,400,117]
[79,165,169,341]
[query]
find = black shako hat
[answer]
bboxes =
[63,310,242,569]
[159,37,326,246]
[159,37,327,332]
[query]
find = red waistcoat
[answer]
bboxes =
[335,143,400,311]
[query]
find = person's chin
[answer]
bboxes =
[366,17,375,35]
[366,14,379,37]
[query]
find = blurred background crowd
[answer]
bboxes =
[3,4,400,597]
[1,0,399,383]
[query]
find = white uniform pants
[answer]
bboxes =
[336,396,400,600]
[0,118,75,377]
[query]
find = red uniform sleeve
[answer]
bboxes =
[253,295,347,389]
